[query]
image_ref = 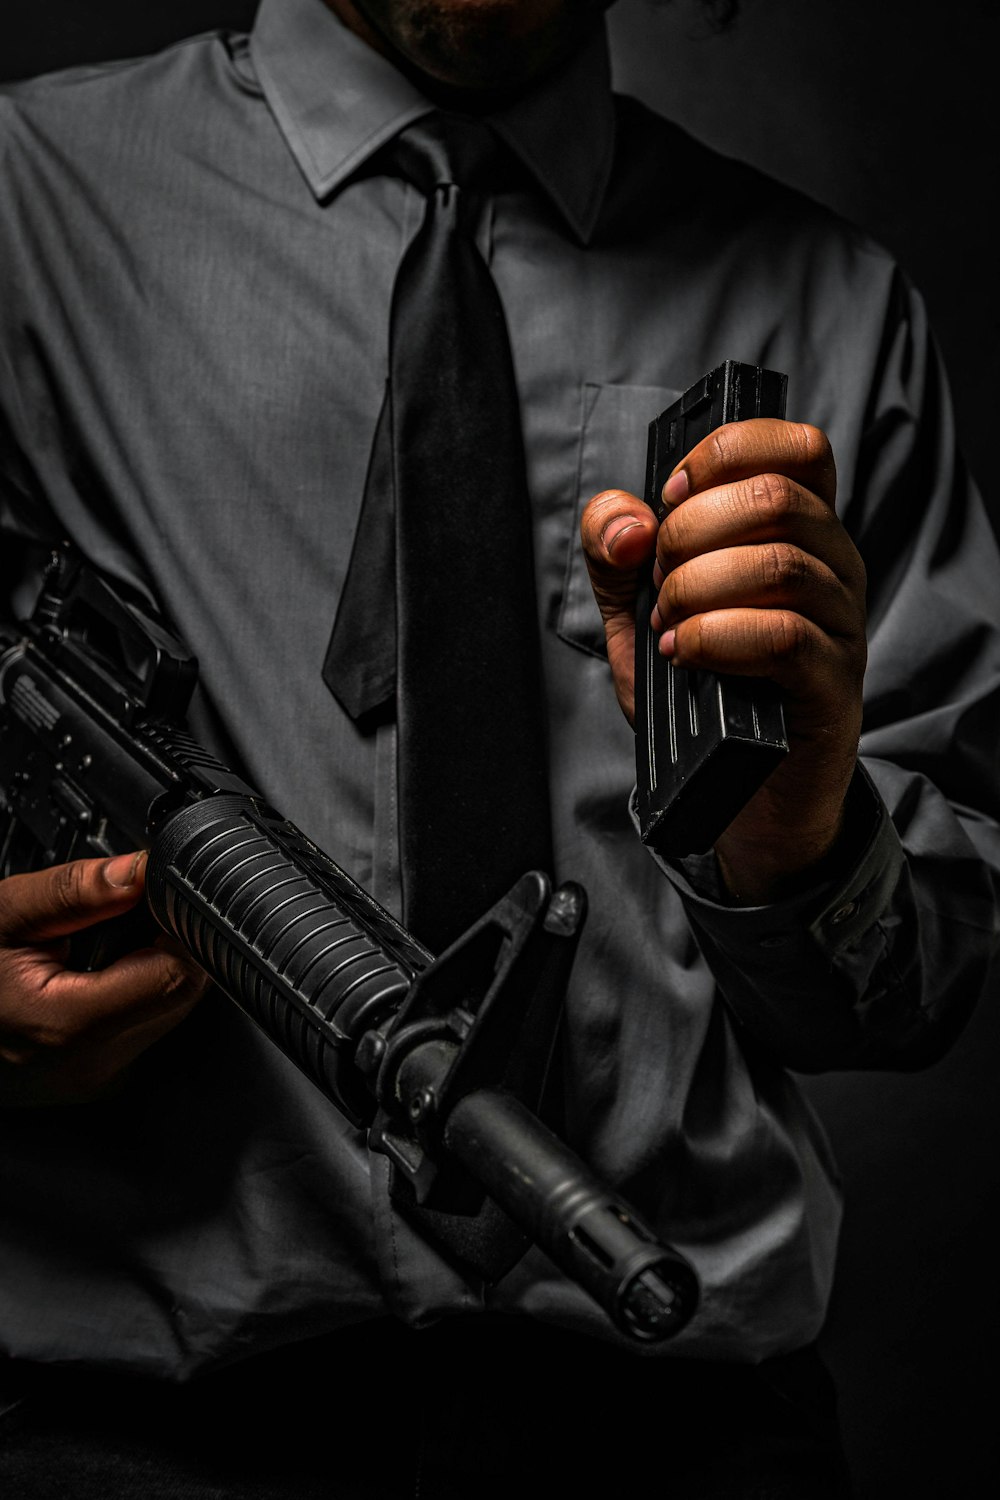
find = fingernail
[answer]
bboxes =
[601,515,642,555]
[105,851,145,888]
[661,470,689,508]
[650,603,663,631]
[658,629,677,659]
[652,561,665,589]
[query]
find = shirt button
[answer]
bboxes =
[830,901,857,924]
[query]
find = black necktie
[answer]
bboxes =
[323,115,553,953]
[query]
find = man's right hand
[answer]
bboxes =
[0,852,210,1107]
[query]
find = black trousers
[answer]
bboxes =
[0,1316,854,1499]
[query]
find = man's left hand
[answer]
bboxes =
[580,418,867,903]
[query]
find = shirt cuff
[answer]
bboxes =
[630,762,900,956]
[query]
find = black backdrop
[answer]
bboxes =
[2,3,998,1494]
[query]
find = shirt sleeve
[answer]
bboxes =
[639,270,1000,1073]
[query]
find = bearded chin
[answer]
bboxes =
[379,1,600,92]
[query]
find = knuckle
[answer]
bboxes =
[687,613,713,660]
[0,1028,38,1066]
[20,1021,71,1055]
[708,424,740,471]
[581,493,612,547]
[745,470,798,523]
[3,1008,74,1061]
[759,541,808,592]
[663,562,691,617]
[158,955,207,1003]
[768,610,812,660]
[0,872,45,943]
[794,421,834,470]
[0,879,15,939]
[49,859,89,915]
[656,517,680,570]
[24,974,81,1052]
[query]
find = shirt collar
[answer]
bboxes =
[249,0,616,244]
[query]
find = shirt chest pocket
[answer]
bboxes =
[556,381,680,659]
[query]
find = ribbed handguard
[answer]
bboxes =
[145,794,429,1126]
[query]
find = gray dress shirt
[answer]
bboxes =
[1,0,998,1377]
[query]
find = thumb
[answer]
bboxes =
[580,489,658,620]
[0,852,148,945]
[580,490,658,725]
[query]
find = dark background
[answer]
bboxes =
[2,1,997,1493]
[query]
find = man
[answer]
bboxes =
[1,1,997,1495]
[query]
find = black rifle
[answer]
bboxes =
[0,550,698,1344]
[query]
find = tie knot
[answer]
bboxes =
[385,114,508,200]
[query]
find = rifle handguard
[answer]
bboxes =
[145,791,427,1127]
